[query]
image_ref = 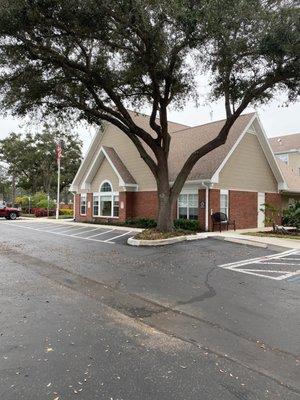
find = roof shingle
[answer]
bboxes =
[269,133,300,153]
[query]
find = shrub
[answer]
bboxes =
[125,218,157,229]
[59,208,73,216]
[174,219,200,232]
[283,202,300,228]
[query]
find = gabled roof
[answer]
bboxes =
[71,111,286,192]
[102,146,136,185]
[168,113,256,181]
[80,145,137,190]
[269,133,300,153]
[276,159,300,194]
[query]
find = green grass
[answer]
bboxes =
[242,232,300,240]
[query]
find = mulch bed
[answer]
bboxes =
[134,228,193,241]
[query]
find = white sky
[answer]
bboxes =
[0,97,299,155]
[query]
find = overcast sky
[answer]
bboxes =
[0,96,299,155]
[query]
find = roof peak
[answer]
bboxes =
[170,112,256,135]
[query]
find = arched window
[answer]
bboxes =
[100,181,112,192]
[93,180,119,218]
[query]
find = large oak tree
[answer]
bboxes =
[0,0,299,230]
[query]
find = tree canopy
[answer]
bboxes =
[0,128,82,195]
[0,0,298,230]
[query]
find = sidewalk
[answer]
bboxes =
[204,228,300,250]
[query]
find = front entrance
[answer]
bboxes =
[257,192,265,228]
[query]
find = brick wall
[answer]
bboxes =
[119,191,135,222]
[131,191,158,219]
[74,193,93,222]
[229,190,257,229]
[209,189,220,230]
[265,192,282,226]
[198,189,206,230]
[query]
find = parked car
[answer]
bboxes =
[0,202,20,220]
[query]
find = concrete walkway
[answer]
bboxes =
[204,228,300,250]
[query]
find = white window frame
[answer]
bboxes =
[93,180,119,218]
[177,190,199,220]
[80,193,87,216]
[220,189,229,216]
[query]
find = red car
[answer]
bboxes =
[0,204,20,220]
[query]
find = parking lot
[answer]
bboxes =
[1,218,300,399]
[219,248,300,282]
[1,219,134,245]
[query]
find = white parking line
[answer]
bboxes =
[2,222,130,245]
[86,229,115,239]
[218,249,300,281]
[103,231,132,242]
[70,226,105,236]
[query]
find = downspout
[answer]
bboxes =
[202,182,214,232]
[71,191,76,221]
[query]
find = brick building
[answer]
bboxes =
[71,112,300,231]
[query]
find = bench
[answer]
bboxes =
[211,212,236,233]
[272,224,297,235]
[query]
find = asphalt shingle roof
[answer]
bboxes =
[269,133,300,153]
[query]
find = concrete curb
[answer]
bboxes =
[211,235,290,252]
[127,233,206,247]
[19,217,143,233]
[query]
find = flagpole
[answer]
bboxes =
[56,149,61,220]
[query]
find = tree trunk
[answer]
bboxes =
[156,191,174,231]
[156,158,174,231]
[11,174,16,205]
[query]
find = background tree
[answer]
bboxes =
[0,164,10,202]
[0,0,298,231]
[0,129,82,196]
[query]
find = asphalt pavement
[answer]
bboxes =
[0,219,299,399]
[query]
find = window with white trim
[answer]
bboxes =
[93,195,99,216]
[277,153,289,164]
[178,193,198,220]
[80,194,87,215]
[220,190,229,216]
[93,181,119,218]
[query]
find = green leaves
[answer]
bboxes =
[0,128,82,195]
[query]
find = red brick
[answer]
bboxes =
[229,190,257,229]
[198,189,206,230]
[208,189,220,230]
[265,192,282,226]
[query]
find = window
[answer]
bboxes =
[277,153,289,164]
[100,182,112,192]
[220,190,229,216]
[93,181,119,218]
[93,195,99,216]
[80,194,87,215]
[100,195,112,216]
[178,193,198,220]
[113,195,119,217]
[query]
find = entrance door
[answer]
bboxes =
[257,192,265,228]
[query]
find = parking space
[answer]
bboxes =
[1,219,134,245]
[218,248,300,281]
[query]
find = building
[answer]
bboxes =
[269,133,300,176]
[71,112,299,230]
[268,133,300,207]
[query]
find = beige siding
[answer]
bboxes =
[217,133,278,192]
[99,125,157,191]
[288,153,300,175]
[90,158,120,192]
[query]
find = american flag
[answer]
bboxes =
[56,141,62,162]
